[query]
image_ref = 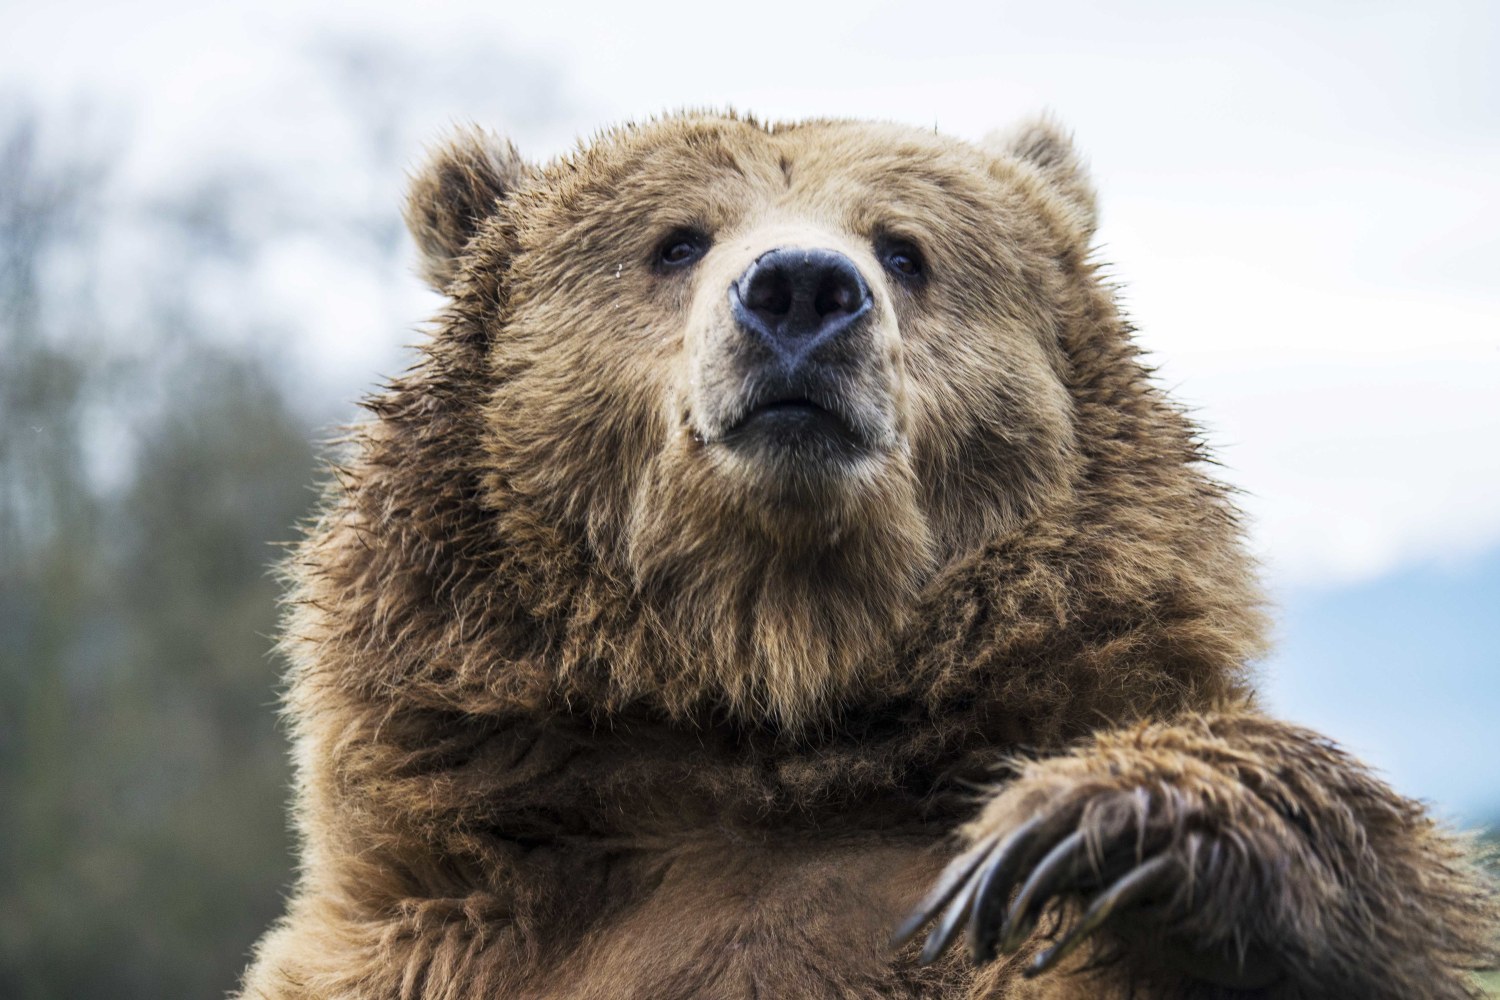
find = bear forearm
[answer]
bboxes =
[962,711,1499,998]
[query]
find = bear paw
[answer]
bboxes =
[894,775,1287,990]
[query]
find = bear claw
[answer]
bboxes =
[897,794,1183,974]
[1023,854,1175,977]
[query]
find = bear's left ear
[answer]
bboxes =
[404,126,531,291]
[983,116,1098,239]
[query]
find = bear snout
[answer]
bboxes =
[692,246,895,464]
[730,247,872,367]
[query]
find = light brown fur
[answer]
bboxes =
[239,112,1498,999]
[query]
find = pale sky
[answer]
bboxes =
[7,0,1498,592]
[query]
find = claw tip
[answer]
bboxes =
[889,911,927,951]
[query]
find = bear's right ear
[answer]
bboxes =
[404,127,530,291]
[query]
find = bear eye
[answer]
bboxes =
[877,237,926,282]
[654,229,711,271]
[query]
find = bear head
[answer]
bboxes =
[341,113,1252,731]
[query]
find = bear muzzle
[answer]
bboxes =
[703,247,895,465]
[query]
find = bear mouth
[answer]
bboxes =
[721,388,871,460]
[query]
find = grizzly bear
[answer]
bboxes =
[238,113,1498,999]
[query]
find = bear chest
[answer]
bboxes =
[540,833,963,999]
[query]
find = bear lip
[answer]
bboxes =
[720,387,872,457]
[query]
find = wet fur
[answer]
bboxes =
[239,113,1498,999]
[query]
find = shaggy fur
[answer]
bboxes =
[239,113,1498,999]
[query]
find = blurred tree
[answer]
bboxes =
[0,105,318,998]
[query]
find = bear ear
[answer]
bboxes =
[404,126,531,291]
[983,116,1098,239]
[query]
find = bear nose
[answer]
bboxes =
[731,248,872,364]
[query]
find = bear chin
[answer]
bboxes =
[711,408,895,506]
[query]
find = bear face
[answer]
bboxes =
[404,115,1104,726]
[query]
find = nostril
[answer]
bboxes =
[814,272,861,318]
[744,267,793,319]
